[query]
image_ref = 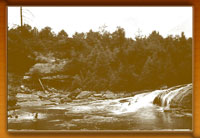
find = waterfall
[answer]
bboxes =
[111,83,192,114]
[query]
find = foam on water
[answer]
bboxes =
[111,83,192,114]
[111,90,164,114]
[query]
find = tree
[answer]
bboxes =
[8,24,192,92]
[39,26,54,40]
[8,25,36,74]
[57,29,68,39]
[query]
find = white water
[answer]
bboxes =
[111,90,162,114]
[111,83,192,114]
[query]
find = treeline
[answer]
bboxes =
[8,24,192,92]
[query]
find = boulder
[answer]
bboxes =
[68,88,82,99]
[88,96,98,101]
[103,91,117,99]
[153,84,192,110]
[76,91,93,99]
[60,97,72,103]
[50,97,60,103]
[170,87,192,109]
[93,93,103,97]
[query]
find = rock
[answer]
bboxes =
[68,88,82,99]
[20,85,25,89]
[23,76,31,80]
[17,93,39,99]
[34,113,38,119]
[74,88,82,93]
[48,87,57,93]
[116,93,126,98]
[103,91,117,99]
[50,98,60,103]
[60,97,72,103]
[8,105,20,111]
[76,91,93,99]
[119,99,130,103]
[153,84,192,109]
[37,91,49,99]
[88,96,98,101]
[170,88,192,109]
[160,85,168,90]
[50,93,61,98]
[93,93,103,97]
[19,85,31,93]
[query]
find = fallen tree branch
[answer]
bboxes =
[38,78,47,94]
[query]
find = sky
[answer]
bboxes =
[8,6,192,38]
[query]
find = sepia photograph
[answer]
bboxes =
[7,6,192,131]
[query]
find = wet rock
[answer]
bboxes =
[119,99,130,103]
[50,97,60,103]
[88,96,98,101]
[153,92,166,106]
[115,93,126,98]
[50,93,61,98]
[103,91,117,99]
[48,87,57,93]
[153,84,192,110]
[17,93,39,99]
[68,88,82,99]
[37,91,48,99]
[8,105,20,111]
[93,93,103,97]
[74,88,82,93]
[34,113,38,119]
[170,87,192,109]
[76,91,93,99]
[160,85,168,90]
[19,85,32,94]
[60,97,72,103]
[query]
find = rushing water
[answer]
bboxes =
[8,84,192,131]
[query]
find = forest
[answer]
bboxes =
[7,24,192,92]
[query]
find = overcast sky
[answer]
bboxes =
[8,6,192,38]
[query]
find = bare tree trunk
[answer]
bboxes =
[38,79,47,93]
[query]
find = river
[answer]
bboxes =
[8,84,192,131]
